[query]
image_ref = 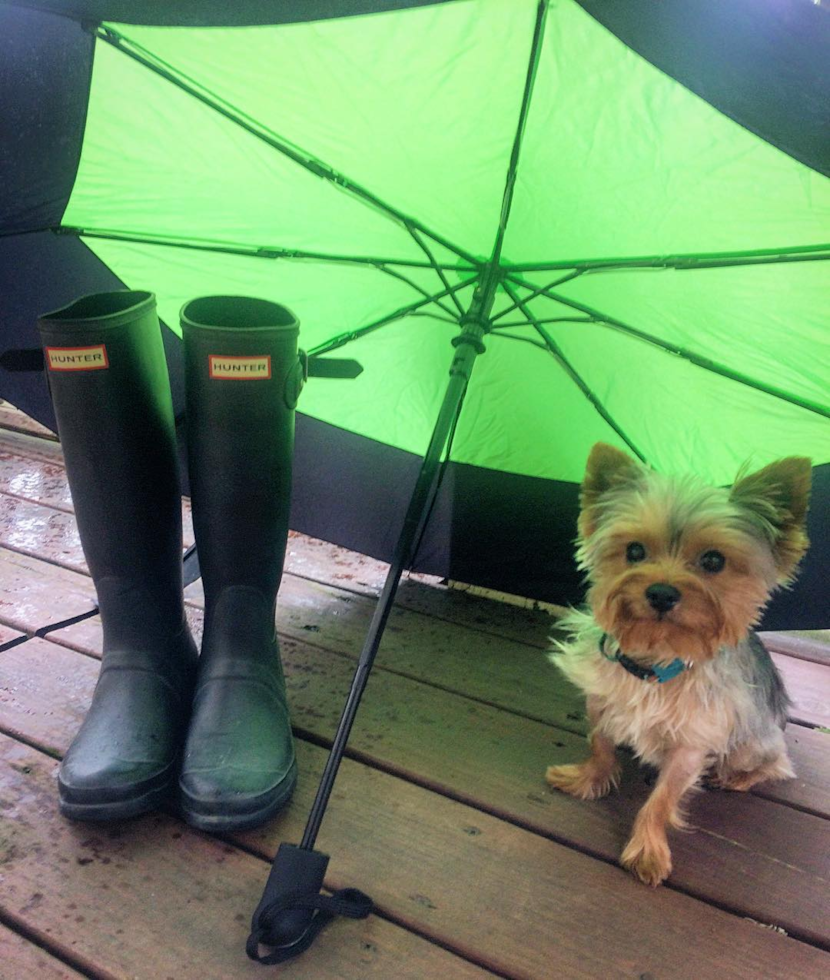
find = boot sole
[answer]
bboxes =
[58,777,175,823]
[178,761,298,833]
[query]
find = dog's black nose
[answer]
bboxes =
[645,583,681,613]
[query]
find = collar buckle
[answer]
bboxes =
[600,633,687,684]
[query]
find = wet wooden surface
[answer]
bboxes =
[1,406,829,980]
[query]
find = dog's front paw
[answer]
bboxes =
[620,833,672,887]
[545,761,619,801]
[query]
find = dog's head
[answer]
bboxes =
[576,443,811,662]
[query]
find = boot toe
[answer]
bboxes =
[179,759,297,831]
[58,754,177,819]
[178,670,297,830]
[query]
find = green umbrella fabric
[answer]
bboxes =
[56,0,829,487]
[2,2,829,953]
[2,0,829,629]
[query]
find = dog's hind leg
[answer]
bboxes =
[711,733,794,792]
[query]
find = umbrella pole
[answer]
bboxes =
[247,284,497,965]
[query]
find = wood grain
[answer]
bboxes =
[772,653,830,729]
[0,734,495,980]
[0,922,88,980]
[2,661,828,980]
[2,634,828,952]
[0,548,96,634]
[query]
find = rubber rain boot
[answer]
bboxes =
[179,296,304,831]
[38,291,197,821]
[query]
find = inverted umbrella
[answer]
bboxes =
[1,0,829,962]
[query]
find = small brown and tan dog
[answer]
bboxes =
[547,443,810,886]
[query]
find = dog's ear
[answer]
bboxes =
[730,457,812,582]
[579,443,643,539]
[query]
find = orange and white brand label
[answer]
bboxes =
[208,355,271,380]
[46,345,109,371]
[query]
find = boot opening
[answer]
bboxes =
[182,296,297,331]
[44,290,153,321]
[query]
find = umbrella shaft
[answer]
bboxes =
[300,330,484,851]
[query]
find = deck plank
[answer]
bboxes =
[760,630,830,667]
[0,402,56,440]
[44,588,829,820]
[3,634,829,953]
[0,734,495,980]
[5,542,827,821]
[0,922,88,980]
[0,623,24,646]
[0,548,96,635]
[754,724,830,817]
[0,495,86,573]
[771,653,830,729]
[0,430,550,646]
[0,436,74,511]
[285,530,554,645]
[2,653,829,980]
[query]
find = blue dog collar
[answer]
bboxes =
[599,633,687,684]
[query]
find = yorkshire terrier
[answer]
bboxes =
[546,443,811,887]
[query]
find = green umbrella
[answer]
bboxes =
[2,0,829,962]
[55,1,829,485]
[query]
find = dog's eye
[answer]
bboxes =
[700,550,726,573]
[626,542,646,563]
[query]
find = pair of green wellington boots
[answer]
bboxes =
[38,291,302,831]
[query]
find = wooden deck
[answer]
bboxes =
[0,402,829,980]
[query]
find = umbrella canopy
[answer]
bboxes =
[1,0,829,626]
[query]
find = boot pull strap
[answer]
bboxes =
[0,348,45,371]
[305,353,363,379]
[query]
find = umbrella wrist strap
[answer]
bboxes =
[246,887,372,964]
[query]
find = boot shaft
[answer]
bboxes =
[38,291,186,628]
[181,296,301,606]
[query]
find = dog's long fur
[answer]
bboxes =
[546,444,810,886]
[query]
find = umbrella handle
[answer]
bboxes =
[246,844,372,964]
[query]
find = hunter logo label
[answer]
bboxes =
[209,355,272,380]
[46,345,109,371]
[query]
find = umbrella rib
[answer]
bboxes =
[492,270,586,322]
[407,225,467,318]
[93,25,479,268]
[505,272,830,421]
[55,225,476,272]
[502,282,648,462]
[489,331,549,350]
[408,313,466,326]
[486,0,548,272]
[507,242,830,273]
[495,316,595,329]
[308,275,478,357]
[374,263,460,320]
